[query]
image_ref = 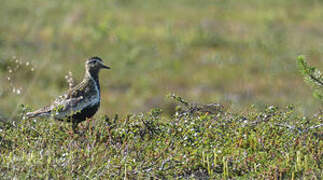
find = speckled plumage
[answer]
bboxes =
[26,57,110,131]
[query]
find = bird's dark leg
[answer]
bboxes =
[72,122,79,134]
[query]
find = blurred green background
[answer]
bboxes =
[0,0,322,118]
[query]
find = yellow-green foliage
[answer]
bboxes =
[0,0,323,116]
[0,1,323,178]
[0,97,322,179]
[298,56,323,101]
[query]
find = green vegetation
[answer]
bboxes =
[0,0,322,115]
[0,96,322,179]
[298,55,323,101]
[0,0,322,179]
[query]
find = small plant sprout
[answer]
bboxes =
[297,55,323,101]
[65,71,75,89]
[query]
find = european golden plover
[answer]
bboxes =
[26,57,110,132]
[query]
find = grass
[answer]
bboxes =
[0,96,322,178]
[0,0,322,115]
[0,0,322,178]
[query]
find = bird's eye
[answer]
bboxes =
[89,60,97,64]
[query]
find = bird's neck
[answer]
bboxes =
[85,69,100,90]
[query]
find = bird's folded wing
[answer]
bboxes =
[51,96,85,119]
[26,96,85,119]
[66,81,86,99]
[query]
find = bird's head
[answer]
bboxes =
[85,57,110,75]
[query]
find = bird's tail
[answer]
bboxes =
[25,108,51,119]
[25,112,39,119]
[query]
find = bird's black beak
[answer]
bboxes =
[100,63,111,70]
